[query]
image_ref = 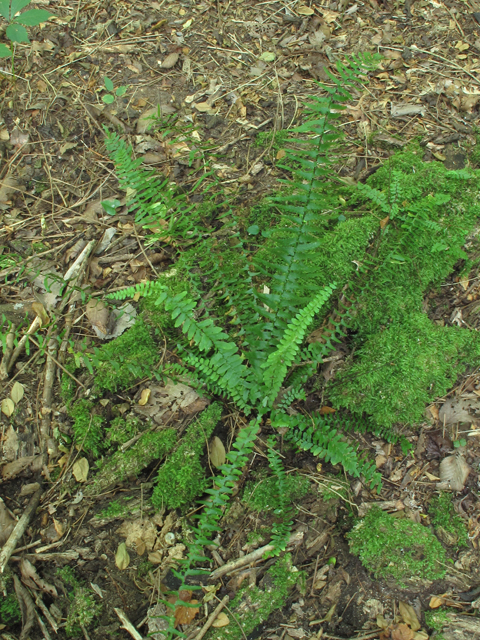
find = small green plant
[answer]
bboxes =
[97,498,131,519]
[429,493,469,549]
[56,567,101,637]
[0,571,21,627]
[243,470,309,513]
[348,506,446,583]
[152,403,221,511]
[425,607,449,638]
[255,129,290,151]
[102,76,127,104]
[0,0,53,64]
[70,399,105,457]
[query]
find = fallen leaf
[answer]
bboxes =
[10,382,24,404]
[322,9,339,22]
[298,5,315,14]
[0,498,16,546]
[276,149,286,160]
[86,299,110,338]
[1,398,15,417]
[31,302,49,326]
[391,623,414,640]
[412,632,429,640]
[399,601,421,631]
[212,612,229,628]
[380,215,389,229]
[194,101,213,112]
[72,458,89,483]
[148,551,163,564]
[439,453,470,491]
[138,388,151,406]
[160,52,179,69]
[209,436,226,468]
[319,406,336,414]
[115,542,130,569]
[259,51,275,62]
[20,558,58,597]
[429,596,444,609]
[174,600,199,626]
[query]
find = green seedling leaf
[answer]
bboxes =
[10,382,24,404]
[259,51,275,62]
[6,23,29,43]
[104,76,114,91]
[1,397,15,417]
[0,43,12,57]
[102,94,115,104]
[116,85,127,96]
[247,224,259,235]
[0,0,9,20]
[10,0,31,19]
[14,8,52,25]
[101,199,121,215]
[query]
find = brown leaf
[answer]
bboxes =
[174,600,199,627]
[138,388,151,406]
[380,215,389,229]
[429,596,444,609]
[86,299,110,337]
[439,453,470,491]
[160,52,179,69]
[399,601,421,631]
[72,458,89,483]
[115,542,130,569]
[425,430,453,460]
[319,406,336,415]
[31,302,49,326]
[391,623,414,640]
[211,612,229,628]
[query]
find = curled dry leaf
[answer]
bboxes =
[1,398,15,417]
[138,388,151,406]
[297,5,315,14]
[72,458,89,483]
[212,612,229,628]
[115,542,130,570]
[31,302,49,326]
[439,453,470,491]
[209,436,226,468]
[429,596,444,609]
[399,601,421,631]
[10,382,24,404]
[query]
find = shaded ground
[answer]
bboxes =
[1,1,480,639]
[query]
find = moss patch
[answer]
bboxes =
[429,493,469,549]
[347,506,446,583]
[242,471,309,512]
[0,571,21,627]
[152,403,221,510]
[70,399,105,457]
[205,554,301,640]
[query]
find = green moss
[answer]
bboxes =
[96,498,133,519]
[85,428,176,496]
[206,554,301,640]
[70,399,105,457]
[61,360,79,406]
[65,587,101,637]
[329,314,480,430]
[152,403,221,510]
[429,493,469,549]
[255,129,290,151]
[106,415,144,446]
[425,607,450,638]
[347,506,446,583]
[242,471,309,512]
[0,571,21,626]
[94,317,158,392]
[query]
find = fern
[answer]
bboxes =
[265,436,294,556]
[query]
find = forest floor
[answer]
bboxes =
[1,1,480,639]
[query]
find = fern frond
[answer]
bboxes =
[265,436,293,557]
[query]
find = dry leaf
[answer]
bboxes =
[1,398,15,417]
[276,149,286,160]
[115,542,130,570]
[209,436,226,468]
[136,539,146,556]
[212,612,229,628]
[72,458,89,483]
[31,302,49,326]
[138,388,151,406]
[429,596,444,609]
[319,406,336,414]
[413,632,429,640]
[148,550,163,564]
[20,558,58,597]
[160,52,179,69]
[174,600,199,626]
[53,518,66,538]
[0,498,16,546]
[10,382,24,404]
[194,101,213,112]
[297,5,314,14]
[439,453,470,491]
[380,215,389,229]
[391,623,414,640]
[86,299,110,337]
[399,601,421,631]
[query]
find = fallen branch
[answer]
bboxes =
[209,530,303,581]
[13,574,36,640]
[0,487,42,573]
[6,316,42,374]
[114,608,144,640]
[0,322,15,380]
[194,594,229,640]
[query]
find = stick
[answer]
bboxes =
[209,530,303,581]
[114,608,144,640]
[0,487,42,573]
[0,322,15,380]
[7,316,41,374]
[194,595,229,640]
[27,336,86,389]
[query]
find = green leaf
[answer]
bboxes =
[259,51,275,62]
[102,94,115,104]
[247,224,259,235]
[13,8,52,25]
[0,43,12,57]
[6,22,29,43]
[10,0,31,19]
[104,76,114,91]
[0,0,9,20]
[115,85,127,96]
[101,199,121,215]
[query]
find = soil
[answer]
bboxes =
[1,1,480,639]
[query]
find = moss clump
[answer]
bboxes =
[0,571,21,626]
[429,493,469,549]
[94,317,158,392]
[85,428,176,496]
[106,415,144,446]
[329,314,480,430]
[70,399,105,457]
[347,506,446,583]
[206,554,301,640]
[242,472,309,512]
[96,497,133,519]
[56,567,101,637]
[425,607,450,638]
[61,360,80,406]
[152,403,221,511]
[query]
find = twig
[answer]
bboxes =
[114,608,144,640]
[194,595,229,640]
[27,336,86,389]
[0,322,15,380]
[6,316,42,374]
[13,574,36,640]
[40,330,59,444]
[0,487,42,573]
[209,530,303,581]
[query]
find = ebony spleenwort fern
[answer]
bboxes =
[266,436,293,557]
